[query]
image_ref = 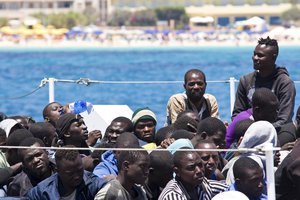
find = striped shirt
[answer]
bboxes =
[158,177,228,200]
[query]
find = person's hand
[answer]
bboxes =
[281,141,296,151]
[86,130,102,147]
[160,138,175,149]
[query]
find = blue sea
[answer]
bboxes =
[0,46,299,128]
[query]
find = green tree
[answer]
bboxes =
[130,9,157,26]
[282,6,300,22]
[33,12,87,28]
[83,6,99,25]
[0,17,8,27]
[154,6,189,29]
[107,10,131,26]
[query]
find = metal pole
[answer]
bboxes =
[48,78,55,103]
[264,143,276,200]
[229,77,236,115]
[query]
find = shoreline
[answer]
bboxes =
[1,39,300,49]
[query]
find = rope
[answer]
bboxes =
[0,145,281,153]
[0,78,47,100]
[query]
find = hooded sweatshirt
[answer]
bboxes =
[232,66,296,129]
[93,150,118,178]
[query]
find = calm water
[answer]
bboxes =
[0,46,299,128]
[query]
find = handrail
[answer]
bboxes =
[43,77,239,113]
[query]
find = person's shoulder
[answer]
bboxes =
[239,71,256,82]
[84,170,105,185]
[204,93,217,100]
[35,173,58,189]
[159,179,183,198]
[168,93,187,101]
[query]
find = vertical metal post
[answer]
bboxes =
[229,77,236,115]
[48,78,55,103]
[264,143,276,200]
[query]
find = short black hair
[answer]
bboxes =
[55,145,80,167]
[0,112,7,122]
[42,102,61,119]
[0,128,5,137]
[258,36,279,57]
[115,132,139,148]
[194,138,215,148]
[184,69,206,84]
[149,150,173,171]
[117,146,148,171]
[177,110,198,120]
[155,126,174,146]
[29,122,55,141]
[111,117,134,132]
[197,117,226,137]
[252,88,278,108]
[6,129,33,146]
[18,137,45,161]
[171,130,195,140]
[234,119,254,142]
[173,115,198,132]
[233,157,261,180]
[173,147,194,168]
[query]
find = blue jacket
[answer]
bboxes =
[93,150,118,178]
[228,183,268,200]
[25,171,105,200]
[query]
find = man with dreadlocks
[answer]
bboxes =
[232,36,295,130]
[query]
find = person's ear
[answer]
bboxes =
[183,82,187,90]
[199,131,208,140]
[42,136,48,146]
[123,161,130,171]
[44,117,49,122]
[273,54,277,61]
[235,178,241,186]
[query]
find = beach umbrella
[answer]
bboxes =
[0,26,18,35]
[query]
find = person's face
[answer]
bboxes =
[196,143,219,177]
[21,143,49,177]
[107,122,128,144]
[184,72,206,101]
[126,153,150,185]
[252,44,276,72]
[134,119,156,143]
[57,155,84,189]
[45,103,64,124]
[207,131,226,149]
[68,118,88,143]
[253,105,278,123]
[237,168,264,199]
[175,152,204,187]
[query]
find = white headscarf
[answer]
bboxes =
[212,191,249,200]
[239,120,277,149]
[0,119,19,137]
[224,121,277,185]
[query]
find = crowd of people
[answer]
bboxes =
[0,36,299,200]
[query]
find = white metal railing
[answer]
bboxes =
[42,77,239,114]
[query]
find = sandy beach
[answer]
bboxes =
[1,38,300,48]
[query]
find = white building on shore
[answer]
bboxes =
[0,0,299,26]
